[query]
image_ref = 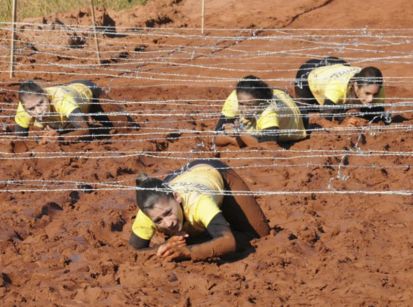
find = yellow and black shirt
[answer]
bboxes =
[221,89,307,141]
[132,164,225,241]
[307,64,385,105]
[15,83,92,129]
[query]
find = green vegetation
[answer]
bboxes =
[0,0,147,22]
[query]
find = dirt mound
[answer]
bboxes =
[1,0,413,305]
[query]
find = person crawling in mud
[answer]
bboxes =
[214,75,308,147]
[14,80,138,143]
[294,56,392,123]
[129,159,270,262]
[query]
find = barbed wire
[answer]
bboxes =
[0,185,411,196]
[0,24,412,197]
[1,147,413,160]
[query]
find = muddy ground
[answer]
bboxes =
[0,0,413,305]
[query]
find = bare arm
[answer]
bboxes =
[158,213,237,261]
[237,127,279,146]
[215,125,279,147]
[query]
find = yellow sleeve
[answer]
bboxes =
[54,96,80,118]
[193,195,222,228]
[324,83,346,104]
[131,210,156,240]
[221,90,239,119]
[256,107,280,131]
[15,101,33,128]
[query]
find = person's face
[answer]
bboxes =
[353,83,381,105]
[146,195,183,236]
[237,92,259,120]
[22,94,50,118]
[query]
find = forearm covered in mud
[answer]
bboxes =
[189,231,237,261]
[237,128,279,146]
[189,213,236,261]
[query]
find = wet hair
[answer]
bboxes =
[235,75,273,102]
[135,174,174,213]
[352,66,383,88]
[18,81,45,103]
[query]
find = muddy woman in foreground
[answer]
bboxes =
[129,159,270,261]
[294,56,391,123]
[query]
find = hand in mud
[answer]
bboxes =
[39,126,59,145]
[157,235,189,260]
[214,134,240,147]
[381,111,392,125]
[159,245,191,262]
[345,117,360,127]
[239,117,253,130]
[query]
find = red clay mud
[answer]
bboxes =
[1,0,413,305]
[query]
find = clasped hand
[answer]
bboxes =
[156,234,191,262]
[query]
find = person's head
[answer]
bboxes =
[235,75,273,119]
[18,81,50,118]
[351,67,383,104]
[136,175,183,236]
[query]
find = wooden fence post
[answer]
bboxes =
[9,0,17,78]
[90,0,101,65]
[201,0,205,34]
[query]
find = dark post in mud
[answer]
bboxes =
[90,0,101,65]
[9,0,17,78]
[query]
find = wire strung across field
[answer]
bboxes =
[0,24,412,196]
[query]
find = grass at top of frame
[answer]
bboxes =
[0,0,148,22]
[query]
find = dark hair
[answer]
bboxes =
[135,175,174,212]
[352,66,383,88]
[235,75,273,102]
[321,56,349,66]
[18,80,45,102]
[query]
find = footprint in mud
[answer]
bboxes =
[110,216,126,232]
[35,202,63,220]
[288,233,298,241]
[69,191,80,206]
[150,140,169,152]
[134,44,147,52]
[110,51,129,63]
[97,10,117,37]
[166,131,182,143]
[68,185,94,207]
[145,16,173,28]
[1,273,12,287]
[77,184,94,193]
[67,34,86,49]
[116,167,134,176]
